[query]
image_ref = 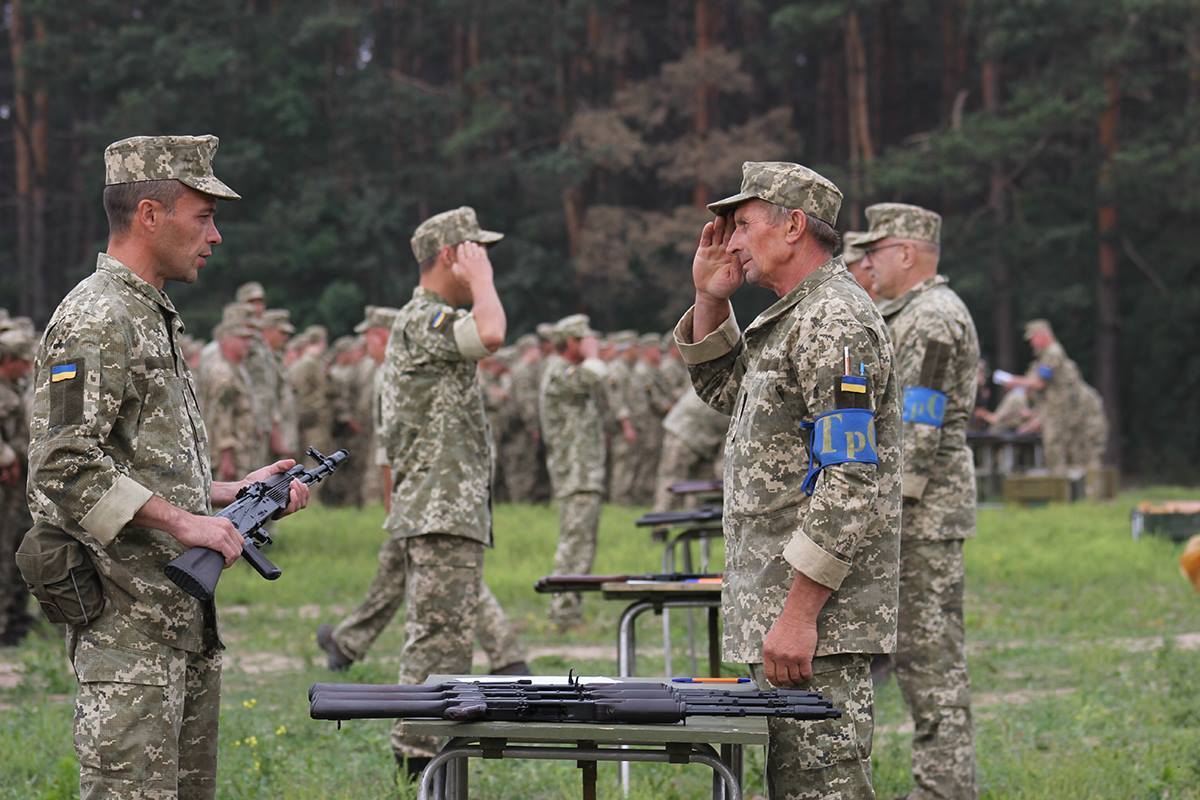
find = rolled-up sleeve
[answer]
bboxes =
[674,305,745,416]
[675,305,740,365]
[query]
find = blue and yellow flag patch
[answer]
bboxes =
[839,375,867,394]
[50,363,78,383]
[430,310,448,330]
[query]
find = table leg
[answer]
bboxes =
[707,606,720,677]
[419,748,471,800]
[681,536,698,676]
[661,543,674,678]
[693,743,743,800]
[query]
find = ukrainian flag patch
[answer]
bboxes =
[430,310,447,330]
[51,363,78,383]
[839,375,867,394]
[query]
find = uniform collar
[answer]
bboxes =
[413,286,452,306]
[880,273,948,319]
[745,256,845,335]
[96,253,181,318]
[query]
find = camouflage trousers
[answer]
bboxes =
[633,419,662,505]
[750,654,876,800]
[502,430,541,503]
[388,534,485,757]
[548,492,602,629]
[67,605,222,800]
[895,538,976,800]
[0,481,33,642]
[332,532,524,670]
[1043,411,1106,473]
[651,432,714,513]
[608,431,639,505]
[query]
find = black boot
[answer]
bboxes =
[316,624,354,671]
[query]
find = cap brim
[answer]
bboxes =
[854,229,888,247]
[473,230,504,246]
[706,192,755,215]
[182,175,241,201]
[353,321,368,334]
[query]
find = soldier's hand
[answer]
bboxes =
[219,449,239,482]
[621,418,637,444]
[692,215,743,301]
[579,335,600,360]
[450,242,494,288]
[242,460,311,517]
[762,610,818,687]
[178,514,245,568]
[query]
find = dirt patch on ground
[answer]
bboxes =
[227,651,306,675]
[975,686,1076,707]
[0,658,22,690]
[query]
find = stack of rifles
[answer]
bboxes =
[309,677,841,725]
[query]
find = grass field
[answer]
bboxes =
[3,488,1200,799]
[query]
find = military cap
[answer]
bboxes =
[1023,319,1053,339]
[302,324,329,345]
[514,333,538,350]
[354,305,400,334]
[330,335,356,355]
[707,161,842,226]
[104,135,240,200]
[213,320,255,340]
[221,302,263,329]
[842,231,868,264]
[638,332,663,349]
[611,330,638,350]
[410,206,504,264]
[857,202,942,247]
[235,281,266,303]
[535,322,556,340]
[0,315,35,336]
[555,314,597,340]
[0,328,36,361]
[494,345,518,364]
[262,308,295,334]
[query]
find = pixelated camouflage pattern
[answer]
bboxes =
[198,351,260,479]
[69,604,221,799]
[894,539,977,800]
[287,349,332,457]
[234,281,264,303]
[750,654,875,799]
[103,135,240,200]
[28,253,214,652]
[0,327,36,360]
[660,352,691,398]
[988,388,1029,433]
[539,355,607,498]
[681,257,901,663]
[240,336,277,465]
[554,313,596,340]
[604,359,638,504]
[841,231,867,264]
[1027,342,1107,471]
[473,581,527,671]
[630,358,673,504]
[858,202,942,246]
[547,492,602,629]
[504,354,543,502]
[0,374,31,642]
[353,357,382,502]
[389,534,485,757]
[652,429,720,513]
[380,287,492,544]
[409,207,503,264]
[707,161,843,225]
[881,275,979,539]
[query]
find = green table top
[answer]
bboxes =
[394,676,768,746]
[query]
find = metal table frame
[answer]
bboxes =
[658,523,723,676]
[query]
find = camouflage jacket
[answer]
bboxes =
[0,376,28,468]
[632,360,675,420]
[242,336,276,434]
[199,352,258,478]
[1028,341,1087,417]
[27,253,214,652]
[539,353,607,498]
[288,350,330,430]
[676,257,901,662]
[882,275,979,540]
[603,360,634,422]
[508,357,542,434]
[662,386,730,457]
[380,287,492,544]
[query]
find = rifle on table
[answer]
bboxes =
[667,479,723,496]
[534,573,721,594]
[164,447,349,602]
[635,505,722,528]
[309,679,840,724]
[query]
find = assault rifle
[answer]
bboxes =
[634,505,722,528]
[667,479,723,496]
[309,678,840,724]
[164,447,349,602]
[534,573,721,594]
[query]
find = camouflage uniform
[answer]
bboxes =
[0,329,34,644]
[540,315,608,629]
[680,161,902,800]
[988,387,1029,433]
[288,333,332,457]
[505,337,543,503]
[604,334,639,505]
[1025,328,1107,472]
[262,309,299,458]
[864,202,980,800]
[652,386,729,512]
[631,337,675,505]
[199,326,260,481]
[354,353,383,504]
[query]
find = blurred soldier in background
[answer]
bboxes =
[863,201,979,800]
[540,314,607,630]
[202,318,261,482]
[841,231,876,300]
[261,308,298,457]
[651,386,729,513]
[631,332,674,504]
[659,331,690,399]
[506,334,543,502]
[325,335,368,506]
[355,306,397,505]
[604,330,639,505]
[0,327,35,645]
[289,324,332,458]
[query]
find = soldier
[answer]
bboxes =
[861,202,979,799]
[261,308,298,457]
[540,314,608,630]
[479,350,515,502]
[318,207,525,776]
[25,134,308,799]
[323,335,368,506]
[677,161,901,798]
[604,331,640,505]
[659,331,691,399]
[631,332,674,504]
[842,231,877,300]
[354,307,396,505]
[651,386,730,513]
[0,328,35,646]
[1006,320,1108,473]
[235,281,266,316]
[289,325,333,457]
[505,334,543,502]
[201,319,262,482]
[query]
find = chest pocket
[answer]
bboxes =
[732,369,804,448]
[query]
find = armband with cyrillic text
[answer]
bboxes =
[902,386,947,428]
[800,408,879,495]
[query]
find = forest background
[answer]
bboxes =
[2,0,1199,479]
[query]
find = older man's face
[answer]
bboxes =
[727,199,791,290]
[863,239,908,300]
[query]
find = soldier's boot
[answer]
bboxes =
[491,660,532,676]
[316,624,354,671]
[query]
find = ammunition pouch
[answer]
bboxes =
[15,522,106,626]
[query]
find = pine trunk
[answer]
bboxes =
[1096,72,1122,467]
[981,58,1015,372]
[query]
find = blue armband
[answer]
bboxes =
[902,386,947,428]
[800,408,879,495]
[1037,365,1053,381]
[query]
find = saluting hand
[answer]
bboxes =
[451,242,494,289]
[692,215,743,302]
